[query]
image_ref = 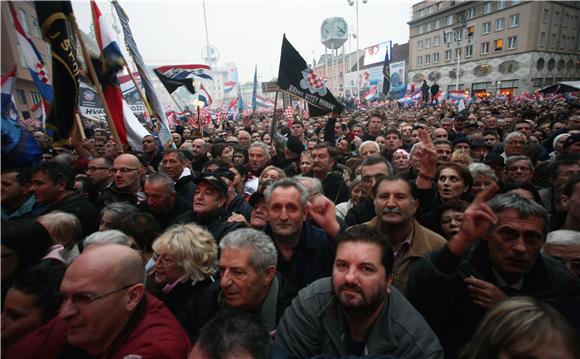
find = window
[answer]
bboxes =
[483,2,492,15]
[444,32,453,43]
[18,9,30,35]
[509,14,519,28]
[454,29,463,41]
[434,19,441,29]
[533,78,543,87]
[31,17,41,38]
[446,15,454,26]
[551,33,557,48]
[417,56,423,66]
[539,32,546,47]
[511,0,520,5]
[467,25,474,37]
[433,35,440,46]
[465,45,473,57]
[436,3,441,11]
[467,7,475,19]
[426,22,432,32]
[497,1,507,10]
[418,25,424,34]
[425,54,431,65]
[417,40,423,50]
[418,9,424,17]
[481,42,490,54]
[571,36,575,51]
[573,16,578,29]
[560,35,565,50]
[31,91,42,105]
[554,11,559,26]
[425,38,431,48]
[564,14,569,27]
[15,89,27,105]
[433,52,440,63]
[455,48,462,59]
[507,36,517,49]
[496,18,505,31]
[494,39,503,51]
[542,9,549,24]
[482,22,491,34]
[445,49,452,61]
[427,6,433,14]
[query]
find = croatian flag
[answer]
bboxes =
[255,95,274,108]
[92,0,150,151]
[227,97,239,111]
[198,84,212,107]
[8,2,53,104]
[1,68,18,120]
[447,90,470,101]
[364,85,378,102]
[434,91,447,103]
[154,64,213,81]
[398,90,422,105]
[224,81,236,94]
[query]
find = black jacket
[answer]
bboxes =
[50,193,99,237]
[321,172,350,204]
[407,241,580,358]
[139,195,191,231]
[175,175,196,202]
[173,207,245,243]
[228,194,252,221]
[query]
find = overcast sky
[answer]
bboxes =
[73,0,415,84]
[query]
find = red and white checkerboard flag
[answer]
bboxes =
[284,106,294,120]
[217,111,228,121]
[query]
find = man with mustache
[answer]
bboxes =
[275,226,443,358]
[407,189,580,358]
[350,174,446,296]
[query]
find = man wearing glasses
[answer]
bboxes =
[85,157,113,199]
[4,244,191,357]
[99,154,146,207]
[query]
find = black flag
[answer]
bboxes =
[382,44,391,96]
[154,69,196,95]
[277,34,343,117]
[35,1,80,144]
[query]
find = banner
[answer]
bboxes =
[277,34,343,117]
[389,61,406,99]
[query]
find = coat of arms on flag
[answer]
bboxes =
[300,68,327,96]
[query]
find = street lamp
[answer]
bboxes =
[348,0,368,99]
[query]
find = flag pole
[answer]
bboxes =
[124,65,154,118]
[75,113,86,140]
[69,15,124,153]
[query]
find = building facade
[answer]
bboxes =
[408,0,580,96]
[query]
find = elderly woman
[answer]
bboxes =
[211,143,234,166]
[151,224,218,327]
[258,165,286,193]
[335,176,367,220]
[436,163,473,203]
[468,163,499,197]
[392,149,411,173]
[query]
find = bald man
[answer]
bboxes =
[98,154,146,206]
[5,244,191,357]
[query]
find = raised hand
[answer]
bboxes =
[464,276,508,310]
[307,194,341,239]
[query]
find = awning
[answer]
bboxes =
[539,81,580,93]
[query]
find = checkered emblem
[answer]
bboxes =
[299,67,327,96]
[35,63,49,83]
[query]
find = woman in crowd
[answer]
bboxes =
[468,163,499,198]
[211,143,234,166]
[436,163,473,204]
[258,165,286,193]
[299,151,313,176]
[229,164,248,195]
[451,150,473,168]
[335,176,366,220]
[392,149,411,173]
[460,297,579,359]
[433,200,469,240]
[232,145,249,166]
[36,211,83,264]
[151,224,218,329]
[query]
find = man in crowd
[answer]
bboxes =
[434,139,453,166]
[142,173,191,231]
[99,153,146,207]
[161,149,196,201]
[141,135,163,172]
[358,141,381,160]
[30,162,98,237]
[245,142,271,195]
[191,138,209,173]
[85,157,113,199]
[5,244,191,357]
[559,175,580,232]
[505,155,534,183]
[363,113,383,141]
[174,173,244,241]
[275,226,443,358]
[1,168,47,220]
[408,189,580,357]
[352,175,447,295]
[311,142,349,203]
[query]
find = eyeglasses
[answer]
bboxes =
[110,167,139,174]
[87,166,111,172]
[152,252,177,267]
[59,283,137,306]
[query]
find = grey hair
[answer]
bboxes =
[409,142,421,157]
[263,178,309,208]
[506,156,534,171]
[348,175,363,190]
[84,230,130,247]
[145,173,175,193]
[219,228,277,274]
[545,230,580,247]
[468,163,499,183]
[101,202,139,220]
[294,175,324,197]
[358,140,380,154]
[249,141,271,160]
[487,193,548,234]
[504,131,527,144]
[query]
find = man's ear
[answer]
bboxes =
[125,284,145,312]
[263,265,276,286]
[560,194,570,211]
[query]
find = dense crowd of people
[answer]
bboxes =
[2,96,580,358]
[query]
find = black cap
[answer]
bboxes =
[452,137,471,147]
[193,174,228,197]
[213,169,235,182]
[482,153,505,166]
[471,140,490,149]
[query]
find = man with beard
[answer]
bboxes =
[350,175,446,295]
[275,226,442,358]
